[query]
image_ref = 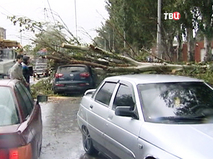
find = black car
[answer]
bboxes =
[52,64,96,94]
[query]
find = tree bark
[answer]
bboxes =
[187,27,195,62]
[204,36,212,62]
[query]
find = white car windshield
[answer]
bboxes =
[138,82,213,124]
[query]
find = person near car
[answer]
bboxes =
[22,55,33,91]
[9,54,29,87]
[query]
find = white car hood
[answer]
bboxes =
[140,122,213,159]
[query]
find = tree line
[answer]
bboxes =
[95,0,213,62]
[7,0,213,67]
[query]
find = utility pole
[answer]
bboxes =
[157,0,162,58]
[74,0,77,38]
[112,28,115,52]
[123,30,126,48]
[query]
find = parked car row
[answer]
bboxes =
[3,62,213,159]
[77,74,213,159]
[0,63,96,159]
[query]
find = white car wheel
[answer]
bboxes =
[82,126,98,155]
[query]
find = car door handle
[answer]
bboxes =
[90,105,93,109]
[108,114,113,120]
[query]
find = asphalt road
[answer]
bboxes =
[39,96,108,159]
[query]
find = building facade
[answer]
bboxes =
[0,27,6,40]
[183,42,213,62]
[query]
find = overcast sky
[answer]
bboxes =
[0,0,109,46]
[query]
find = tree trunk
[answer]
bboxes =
[204,36,212,62]
[187,28,195,62]
[176,31,182,62]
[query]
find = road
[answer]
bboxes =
[39,96,108,159]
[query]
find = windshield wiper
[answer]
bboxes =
[156,116,204,122]
[192,113,213,119]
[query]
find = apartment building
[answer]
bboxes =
[0,27,6,40]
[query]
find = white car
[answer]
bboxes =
[77,74,213,159]
[34,63,48,78]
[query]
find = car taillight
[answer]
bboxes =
[0,149,7,159]
[0,133,32,159]
[0,144,32,159]
[55,73,63,78]
[9,149,18,159]
[80,72,90,78]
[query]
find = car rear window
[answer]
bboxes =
[58,66,86,73]
[0,87,19,126]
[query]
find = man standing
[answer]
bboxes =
[9,54,29,87]
[22,55,33,91]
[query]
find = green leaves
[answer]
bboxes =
[96,0,157,55]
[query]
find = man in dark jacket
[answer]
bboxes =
[22,55,33,91]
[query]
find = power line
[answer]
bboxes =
[46,0,56,24]
[0,5,13,16]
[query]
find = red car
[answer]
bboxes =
[0,79,47,159]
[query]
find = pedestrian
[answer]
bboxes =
[22,55,33,91]
[9,54,29,87]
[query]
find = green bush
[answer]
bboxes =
[31,77,54,99]
[175,65,213,85]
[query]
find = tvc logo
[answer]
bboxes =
[164,12,181,20]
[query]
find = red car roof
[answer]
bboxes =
[0,79,19,88]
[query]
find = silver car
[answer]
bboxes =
[77,74,213,159]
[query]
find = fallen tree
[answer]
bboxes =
[6,16,203,75]
[58,43,206,75]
